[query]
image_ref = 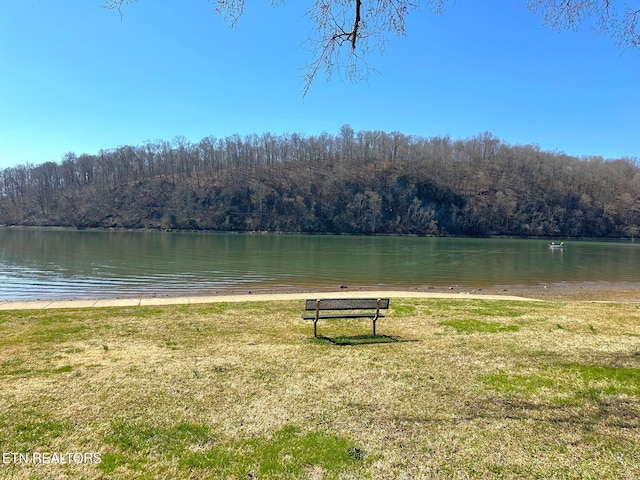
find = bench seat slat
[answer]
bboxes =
[301,313,386,320]
[304,298,390,310]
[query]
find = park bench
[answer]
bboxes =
[301,297,390,338]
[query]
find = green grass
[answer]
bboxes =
[0,363,73,378]
[0,297,639,479]
[6,418,73,449]
[485,363,640,399]
[439,318,520,333]
[391,302,417,317]
[182,424,370,479]
[437,299,536,317]
[108,420,214,455]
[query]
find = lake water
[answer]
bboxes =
[1,228,639,301]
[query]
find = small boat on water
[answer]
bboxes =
[548,242,566,249]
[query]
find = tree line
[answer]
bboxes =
[1,126,639,238]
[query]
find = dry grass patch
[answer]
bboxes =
[0,299,638,478]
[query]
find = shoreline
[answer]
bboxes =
[1,281,638,310]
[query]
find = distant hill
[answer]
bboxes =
[1,128,638,238]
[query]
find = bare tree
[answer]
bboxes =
[101,0,444,94]
[301,0,445,95]
[527,0,640,48]
[103,1,638,95]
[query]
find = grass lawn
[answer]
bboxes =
[0,298,639,479]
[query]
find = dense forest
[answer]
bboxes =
[1,126,639,238]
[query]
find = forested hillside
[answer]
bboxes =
[1,127,639,238]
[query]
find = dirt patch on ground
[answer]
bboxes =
[488,282,640,302]
[202,281,640,303]
[2,281,638,310]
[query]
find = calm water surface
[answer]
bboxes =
[1,228,639,300]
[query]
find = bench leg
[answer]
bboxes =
[314,300,320,338]
[373,298,381,336]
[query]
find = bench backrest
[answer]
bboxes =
[304,298,390,311]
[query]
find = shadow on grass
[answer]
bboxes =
[393,395,640,432]
[313,334,414,346]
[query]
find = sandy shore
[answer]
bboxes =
[205,281,640,302]
[479,281,640,302]
[0,281,638,310]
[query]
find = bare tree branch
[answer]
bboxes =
[102,0,138,17]
[103,1,638,96]
[215,0,246,27]
[619,6,640,46]
[300,1,446,94]
[352,0,361,49]
[527,0,640,49]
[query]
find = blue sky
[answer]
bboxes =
[1,0,638,169]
